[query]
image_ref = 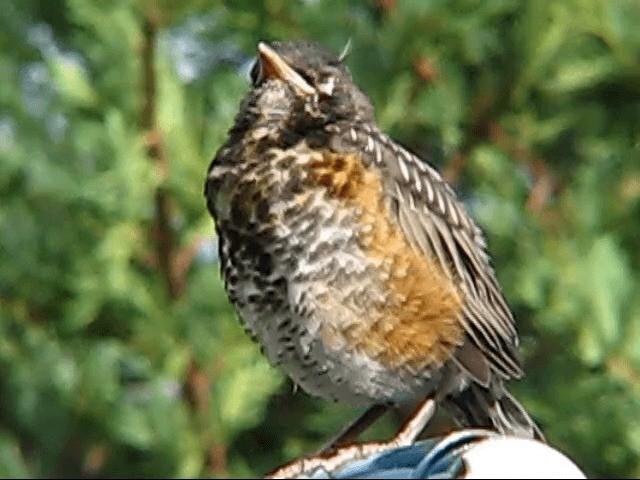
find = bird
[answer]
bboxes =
[204,39,544,449]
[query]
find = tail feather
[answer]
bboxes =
[444,383,545,442]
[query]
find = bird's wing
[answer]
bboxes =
[332,124,523,382]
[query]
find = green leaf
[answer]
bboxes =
[48,57,98,108]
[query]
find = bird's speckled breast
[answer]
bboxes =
[208,137,464,405]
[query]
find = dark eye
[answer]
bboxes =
[298,71,314,85]
[250,59,263,86]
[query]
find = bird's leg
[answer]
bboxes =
[388,397,436,447]
[316,397,437,454]
[316,403,390,454]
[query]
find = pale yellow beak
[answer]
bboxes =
[257,42,316,96]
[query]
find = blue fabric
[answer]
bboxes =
[296,430,495,479]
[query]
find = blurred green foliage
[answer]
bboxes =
[0,0,638,477]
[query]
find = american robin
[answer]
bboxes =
[204,40,543,445]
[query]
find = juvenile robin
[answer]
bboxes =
[204,40,543,447]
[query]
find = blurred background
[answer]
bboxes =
[1,0,639,477]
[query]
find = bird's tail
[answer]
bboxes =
[443,382,545,442]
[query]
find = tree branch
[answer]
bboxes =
[142,17,184,299]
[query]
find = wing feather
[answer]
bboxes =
[354,128,523,381]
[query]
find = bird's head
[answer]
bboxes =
[237,40,375,133]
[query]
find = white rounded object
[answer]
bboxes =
[463,436,586,479]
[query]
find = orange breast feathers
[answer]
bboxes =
[307,152,465,370]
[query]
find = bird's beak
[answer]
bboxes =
[257,42,316,96]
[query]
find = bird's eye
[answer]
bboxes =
[250,59,263,86]
[298,71,314,84]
